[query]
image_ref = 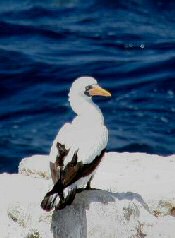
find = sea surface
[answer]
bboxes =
[0,0,175,173]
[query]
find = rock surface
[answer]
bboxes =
[0,152,175,238]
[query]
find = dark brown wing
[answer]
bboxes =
[50,142,69,184]
[41,149,106,211]
[62,149,106,188]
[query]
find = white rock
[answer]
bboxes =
[18,155,50,179]
[51,189,153,238]
[0,152,175,238]
[93,152,175,213]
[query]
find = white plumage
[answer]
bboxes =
[42,76,111,210]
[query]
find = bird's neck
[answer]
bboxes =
[69,94,104,124]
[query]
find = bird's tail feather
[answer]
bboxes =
[41,193,60,212]
[41,188,77,211]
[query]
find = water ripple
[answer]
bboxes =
[0,0,175,173]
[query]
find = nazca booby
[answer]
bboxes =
[41,76,111,211]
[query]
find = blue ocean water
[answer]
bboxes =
[0,0,175,173]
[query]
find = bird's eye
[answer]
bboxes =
[86,85,93,90]
[84,85,93,97]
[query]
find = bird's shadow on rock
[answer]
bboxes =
[51,189,149,238]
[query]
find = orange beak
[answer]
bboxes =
[89,86,111,97]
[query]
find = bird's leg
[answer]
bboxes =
[84,175,98,191]
[86,175,94,190]
[77,176,97,193]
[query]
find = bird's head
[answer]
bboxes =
[69,76,111,99]
[68,76,111,116]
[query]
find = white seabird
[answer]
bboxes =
[41,76,111,211]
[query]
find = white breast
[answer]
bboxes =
[49,116,108,165]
